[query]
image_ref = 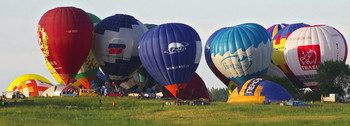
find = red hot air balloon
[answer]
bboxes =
[162,73,210,100]
[38,7,93,85]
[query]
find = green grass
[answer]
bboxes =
[1,97,350,126]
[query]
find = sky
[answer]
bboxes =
[1,0,350,91]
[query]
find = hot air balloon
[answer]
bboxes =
[205,27,234,87]
[6,74,52,91]
[227,78,292,103]
[139,23,202,97]
[284,25,348,89]
[11,80,53,97]
[43,12,101,89]
[93,14,148,85]
[210,23,272,85]
[38,7,93,85]
[271,23,309,88]
[267,23,288,39]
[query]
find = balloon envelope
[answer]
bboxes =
[210,23,272,85]
[38,7,93,85]
[271,23,309,88]
[267,23,288,39]
[162,73,210,100]
[227,78,292,103]
[284,25,347,89]
[11,80,53,97]
[139,23,202,97]
[93,14,148,84]
[7,74,51,91]
[205,28,232,86]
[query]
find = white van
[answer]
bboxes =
[60,91,78,97]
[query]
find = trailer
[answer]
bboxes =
[321,93,339,103]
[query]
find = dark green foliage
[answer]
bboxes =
[297,90,322,101]
[208,87,228,101]
[317,60,350,96]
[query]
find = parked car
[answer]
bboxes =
[60,91,78,97]
[192,99,210,105]
[106,92,123,97]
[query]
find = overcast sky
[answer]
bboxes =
[1,0,350,90]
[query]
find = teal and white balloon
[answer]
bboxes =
[210,23,272,85]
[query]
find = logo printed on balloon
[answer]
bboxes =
[244,78,263,96]
[37,25,49,57]
[108,44,126,54]
[164,42,189,54]
[220,53,253,71]
[297,45,320,71]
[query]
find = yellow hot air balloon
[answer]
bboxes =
[7,74,52,91]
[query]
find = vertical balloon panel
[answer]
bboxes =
[75,13,101,89]
[139,23,202,97]
[210,23,272,85]
[284,25,347,89]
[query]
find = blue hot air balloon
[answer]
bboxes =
[92,14,148,85]
[205,28,233,87]
[210,23,272,85]
[227,78,292,103]
[138,23,202,97]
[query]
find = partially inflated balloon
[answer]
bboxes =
[227,78,292,103]
[284,25,347,89]
[272,23,309,88]
[162,73,209,100]
[7,74,52,91]
[210,23,272,85]
[38,7,93,85]
[267,23,288,39]
[139,23,202,97]
[93,14,148,84]
[11,80,53,97]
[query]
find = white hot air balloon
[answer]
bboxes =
[284,25,348,89]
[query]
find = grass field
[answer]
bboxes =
[1,97,349,126]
